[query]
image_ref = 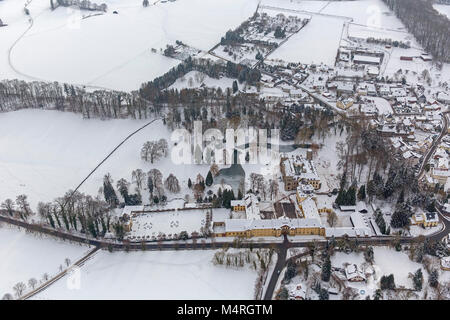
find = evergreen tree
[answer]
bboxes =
[429,269,439,288]
[346,185,356,205]
[412,268,423,291]
[373,289,382,300]
[390,206,410,229]
[232,80,238,93]
[321,255,331,282]
[397,189,405,204]
[188,178,192,189]
[319,288,329,300]
[103,175,118,208]
[380,274,395,290]
[364,246,374,263]
[206,171,213,187]
[277,287,289,300]
[284,261,297,282]
[358,185,366,201]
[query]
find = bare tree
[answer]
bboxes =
[15,195,32,220]
[164,174,180,193]
[131,169,146,190]
[210,163,220,177]
[269,179,279,200]
[2,293,13,300]
[327,211,338,227]
[1,199,15,216]
[13,282,26,298]
[141,139,168,163]
[28,278,38,290]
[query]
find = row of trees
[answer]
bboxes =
[0,79,155,120]
[3,257,73,300]
[139,57,261,103]
[52,0,107,12]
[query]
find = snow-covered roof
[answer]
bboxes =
[441,257,450,269]
[353,55,380,64]
[223,217,322,233]
[345,264,366,281]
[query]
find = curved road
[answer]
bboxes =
[417,112,449,180]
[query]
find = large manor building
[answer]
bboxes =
[280,153,321,191]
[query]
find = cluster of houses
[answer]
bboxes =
[212,10,309,68]
[337,46,384,78]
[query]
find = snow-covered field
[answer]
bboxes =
[32,249,258,299]
[434,4,450,19]
[0,224,91,297]
[270,15,344,66]
[348,23,413,43]
[0,0,259,91]
[0,109,243,210]
[0,109,214,209]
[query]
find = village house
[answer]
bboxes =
[440,257,450,271]
[288,283,307,300]
[345,264,366,282]
[336,97,355,110]
[411,211,439,227]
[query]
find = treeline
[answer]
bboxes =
[382,0,450,62]
[139,57,261,102]
[0,79,156,119]
[0,190,121,240]
[51,0,108,12]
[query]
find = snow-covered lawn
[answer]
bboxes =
[128,209,208,240]
[368,96,393,115]
[0,224,91,297]
[31,249,258,299]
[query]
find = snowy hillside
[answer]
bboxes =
[0,0,259,91]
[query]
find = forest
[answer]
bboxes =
[382,0,450,62]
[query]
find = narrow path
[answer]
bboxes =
[63,116,163,208]
[20,246,100,300]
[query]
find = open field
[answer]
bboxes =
[434,4,450,19]
[31,249,259,299]
[0,224,91,297]
[0,0,259,91]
